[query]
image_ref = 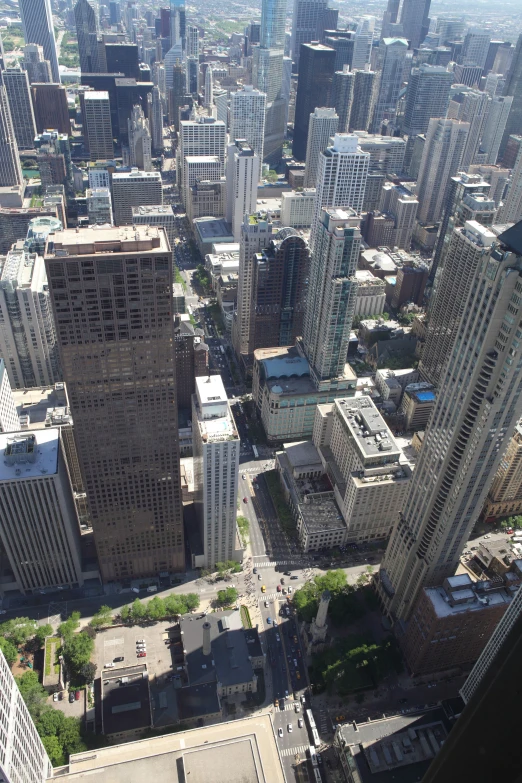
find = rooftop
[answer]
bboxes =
[50,715,285,783]
[84,90,109,100]
[100,664,151,737]
[0,429,59,481]
[335,397,402,462]
[193,376,238,443]
[194,217,234,241]
[45,225,169,256]
[426,579,513,619]
[12,385,68,429]
[132,205,175,217]
[112,169,162,181]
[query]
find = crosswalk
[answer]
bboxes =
[280,744,309,758]
[252,559,305,567]
[258,593,282,602]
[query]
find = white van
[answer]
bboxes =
[147,585,158,593]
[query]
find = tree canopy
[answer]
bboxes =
[216,587,238,606]
[119,593,200,624]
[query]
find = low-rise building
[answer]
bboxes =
[205,244,240,290]
[193,217,235,256]
[101,663,152,744]
[174,315,208,409]
[399,382,436,430]
[280,189,316,228]
[276,441,347,552]
[354,270,386,317]
[312,397,412,544]
[187,179,227,223]
[375,368,419,406]
[86,187,113,225]
[401,574,515,676]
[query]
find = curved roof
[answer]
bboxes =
[261,354,309,380]
[274,227,300,242]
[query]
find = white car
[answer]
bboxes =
[278,727,283,738]
[0,610,6,615]
[298,718,304,728]
[287,723,293,733]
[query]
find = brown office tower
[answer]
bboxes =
[44,225,185,582]
[31,83,71,135]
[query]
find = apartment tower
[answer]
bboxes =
[304,107,339,188]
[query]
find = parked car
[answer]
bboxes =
[290,575,299,580]
[53,692,59,702]
[75,691,80,701]
[137,652,147,657]
[69,692,75,703]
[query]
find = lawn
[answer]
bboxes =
[240,605,252,629]
[263,470,297,538]
[44,637,60,677]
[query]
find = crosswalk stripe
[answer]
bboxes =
[280,745,308,757]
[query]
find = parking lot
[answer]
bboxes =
[95,623,175,683]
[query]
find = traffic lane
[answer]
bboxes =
[259,598,288,701]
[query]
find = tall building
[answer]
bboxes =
[401,64,454,156]
[449,88,491,170]
[22,43,52,84]
[376,221,522,623]
[0,649,52,783]
[82,90,114,161]
[399,0,431,50]
[229,85,267,163]
[127,105,152,171]
[349,67,378,132]
[352,17,375,70]
[151,85,164,152]
[293,42,336,160]
[310,133,370,251]
[86,186,113,225]
[331,66,354,133]
[178,117,226,206]
[186,24,199,58]
[112,169,162,225]
[2,67,37,150]
[304,107,338,188]
[303,206,361,387]
[173,315,208,409]
[0,428,84,593]
[185,55,198,95]
[74,0,100,74]
[290,0,327,70]
[0,359,18,433]
[461,27,491,70]
[416,118,470,223]
[378,182,419,249]
[19,0,60,82]
[498,145,522,224]
[105,42,140,80]
[480,420,522,522]
[169,58,186,128]
[250,229,309,350]
[371,37,408,132]
[31,82,71,134]
[226,140,261,242]
[500,34,522,160]
[204,65,213,108]
[0,85,23,188]
[45,225,185,582]
[478,95,513,164]
[232,212,274,362]
[192,375,240,569]
[280,190,317,229]
[35,130,73,195]
[380,0,400,40]
[0,238,61,389]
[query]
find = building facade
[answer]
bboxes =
[2,67,37,150]
[304,107,339,188]
[0,85,23,188]
[112,169,162,225]
[19,0,60,81]
[82,91,114,162]
[0,359,18,433]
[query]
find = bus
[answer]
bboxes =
[306,709,316,731]
[308,747,318,768]
[306,709,321,749]
[252,444,259,458]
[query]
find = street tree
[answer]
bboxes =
[90,606,113,630]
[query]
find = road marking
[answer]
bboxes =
[280,744,309,757]
[104,637,124,647]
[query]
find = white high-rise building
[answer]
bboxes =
[377,223,522,624]
[22,43,52,84]
[0,85,23,188]
[83,91,114,162]
[0,242,61,389]
[87,186,113,225]
[310,133,370,251]
[2,67,37,150]
[461,27,491,70]
[352,16,375,70]
[371,37,408,132]
[304,107,339,188]
[192,375,240,568]
[127,104,152,171]
[186,24,199,58]
[480,96,514,165]
[0,429,84,594]
[112,169,162,225]
[226,140,261,242]
[0,648,52,783]
[281,189,316,228]
[416,118,470,223]
[499,146,522,224]
[0,359,18,433]
[178,117,226,206]
[230,85,267,163]
[19,0,60,81]
[151,85,164,152]
[204,65,213,108]
[88,168,110,189]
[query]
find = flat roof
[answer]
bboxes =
[50,715,285,783]
[195,374,227,405]
[46,225,169,255]
[84,90,109,100]
[101,664,151,736]
[426,584,512,618]
[283,440,322,470]
[132,205,175,216]
[194,218,234,241]
[0,428,59,481]
[335,396,402,462]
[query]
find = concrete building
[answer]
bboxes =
[151,86,164,152]
[193,218,235,257]
[377,222,522,623]
[184,157,223,212]
[31,83,70,135]
[229,85,266,163]
[401,64,454,165]
[331,66,354,134]
[304,107,339,188]
[2,67,37,150]
[0,359,18,433]
[101,663,152,744]
[353,16,375,70]
[112,168,162,225]
[290,0,327,70]
[399,0,430,49]
[293,43,336,161]
[35,130,73,195]
[0,429,84,594]
[402,574,514,676]
[226,140,261,242]
[479,96,513,165]
[378,182,419,250]
[399,382,436,430]
[174,315,208,409]
[416,118,470,224]
[132,204,176,250]
[0,240,61,389]
[0,649,52,783]
[22,43,52,85]
[349,67,378,132]
[0,85,23,188]
[178,118,226,207]
[19,0,60,82]
[0,206,58,254]
[354,270,386,317]
[500,34,522,160]
[313,396,412,543]
[82,91,114,162]
[375,368,419,406]
[498,143,522,225]
[371,37,408,132]
[461,27,491,70]
[127,105,152,171]
[280,189,316,228]
[86,187,113,225]
[187,179,227,224]
[192,375,240,569]
[45,226,185,582]
[481,420,522,522]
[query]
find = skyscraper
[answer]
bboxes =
[178,117,226,206]
[0,85,23,188]
[303,207,361,386]
[0,649,52,783]
[416,118,470,223]
[22,43,52,84]
[31,82,71,134]
[450,88,491,170]
[169,58,186,128]
[331,66,354,133]
[127,105,152,171]
[349,67,378,132]
[498,143,522,224]
[290,0,327,70]
[352,17,375,70]
[399,0,431,50]
[499,34,522,159]
[0,359,19,433]
[253,0,287,163]
[380,0,400,40]
[310,133,370,250]
[151,86,164,152]
[204,65,213,108]
[376,221,522,623]
[304,107,339,187]
[230,85,267,163]
[371,37,408,132]
[82,90,114,161]
[74,0,100,74]
[479,95,513,164]
[401,64,454,149]
[293,42,336,160]
[2,66,37,150]
[226,140,261,242]
[45,225,185,582]
[461,27,492,71]
[112,169,162,225]
[19,0,60,82]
